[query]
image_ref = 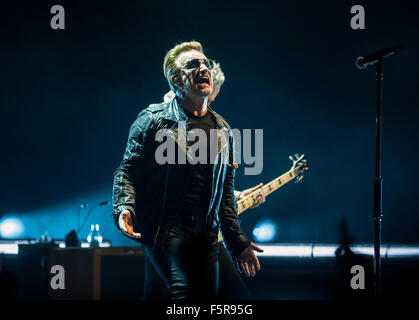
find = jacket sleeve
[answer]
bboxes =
[218,131,251,259]
[112,109,155,229]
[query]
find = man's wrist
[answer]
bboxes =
[115,205,135,216]
[113,205,135,229]
[230,238,251,259]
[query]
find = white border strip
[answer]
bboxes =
[256,244,419,258]
[1,243,419,257]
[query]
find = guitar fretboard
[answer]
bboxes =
[217,167,301,242]
[236,170,297,215]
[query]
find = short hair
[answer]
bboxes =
[163,41,204,93]
[212,60,225,89]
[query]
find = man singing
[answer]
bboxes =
[112,41,262,299]
[145,60,265,300]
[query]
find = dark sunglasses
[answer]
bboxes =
[183,58,214,71]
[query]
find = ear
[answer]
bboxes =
[171,74,183,89]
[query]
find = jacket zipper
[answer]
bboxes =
[206,121,228,226]
[206,154,217,225]
[152,119,177,248]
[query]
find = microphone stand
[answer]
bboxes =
[357,44,402,297]
[77,201,110,235]
[373,60,383,297]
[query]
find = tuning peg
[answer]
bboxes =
[295,175,304,183]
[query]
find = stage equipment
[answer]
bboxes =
[355,44,403,296]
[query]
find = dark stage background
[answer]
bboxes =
[1,0,418,247]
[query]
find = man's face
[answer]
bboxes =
[174,50,213,98]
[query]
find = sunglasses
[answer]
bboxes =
[183,58,214,71]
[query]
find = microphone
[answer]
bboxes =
[77,201,111,233]
[356,44,403,69]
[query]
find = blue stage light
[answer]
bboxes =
[0,217,24,238]
[252,220,277,242]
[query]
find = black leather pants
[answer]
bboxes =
[144,242,250,300]
[144,217,219,300]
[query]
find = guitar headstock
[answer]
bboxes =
[289,154,309,183]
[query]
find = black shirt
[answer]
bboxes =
[180,108,217,225]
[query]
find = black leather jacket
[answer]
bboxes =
[112,98,250,258]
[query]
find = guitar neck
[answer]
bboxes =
[236,169,297,215]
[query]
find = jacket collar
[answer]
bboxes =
[162,97,228,129]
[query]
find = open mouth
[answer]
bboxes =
[197,76,210,85]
